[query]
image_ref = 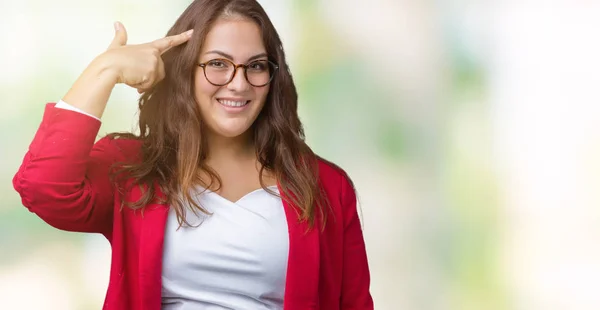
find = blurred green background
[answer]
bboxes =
[2,0,600,309]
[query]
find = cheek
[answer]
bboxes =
[194,73,219,103]
[255,86,270,107]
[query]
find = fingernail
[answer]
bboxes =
[114,22,120,31]
[186,29,194,37]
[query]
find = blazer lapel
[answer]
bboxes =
[279,184,320,309]
[138,202,169,310]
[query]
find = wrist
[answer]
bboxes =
[90,53,121,84]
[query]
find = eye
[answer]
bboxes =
[207,59,229,68]
[248,61,268,71]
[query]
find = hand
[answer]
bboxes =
[102,21,193,93]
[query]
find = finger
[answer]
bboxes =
[131,76,149,91]
[108,21,128,49]
[134,75,157,93]
[135,83,149,93]
[156,58,166,82]
[153,29,194,54]
[138,75,151,89]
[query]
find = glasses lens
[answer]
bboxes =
[204,59,234,85]
[203,59,277,86]
[246,60,276,86]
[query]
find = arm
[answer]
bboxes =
[13,104,122,236]
[11,32,121,235]
[340,176,374,309]
[12,22,193,236]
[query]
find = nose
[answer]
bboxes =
[227,66,251,91]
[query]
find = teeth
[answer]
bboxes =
[219,99,248,107]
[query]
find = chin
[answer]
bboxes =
[211,124,252,138]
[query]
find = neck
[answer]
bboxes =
[204,130,255,162]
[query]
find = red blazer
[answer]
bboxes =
[13,103,374,310]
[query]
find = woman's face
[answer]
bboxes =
[194,17,270,139]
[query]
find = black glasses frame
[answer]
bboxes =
[197,58,279,87]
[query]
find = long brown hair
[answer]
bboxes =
[109,0,327,229]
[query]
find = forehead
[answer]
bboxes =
[200,18,266,62]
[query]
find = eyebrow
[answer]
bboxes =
[204,50,268,62]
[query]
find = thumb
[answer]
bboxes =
[108,21,128,49]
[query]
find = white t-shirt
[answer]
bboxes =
[161,186,289,309]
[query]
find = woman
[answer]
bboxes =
[13,0,373,309]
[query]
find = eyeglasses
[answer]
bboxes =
[197,58,279,87]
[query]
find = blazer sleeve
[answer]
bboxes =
[340,175,375,309]
[13,103,120,237]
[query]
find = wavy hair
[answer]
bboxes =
[109,0,327,229]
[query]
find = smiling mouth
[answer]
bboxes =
[217,99,250,107]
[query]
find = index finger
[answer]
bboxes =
[153,29,194,54]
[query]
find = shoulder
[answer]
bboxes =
[93,133,143,163]
[316,156,356,202]
[317,156,353,185]
[316,157,360,231]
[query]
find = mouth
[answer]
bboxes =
[217,98,251,108]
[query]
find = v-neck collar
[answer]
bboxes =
[136,182,321,310]
[199,185,279,205]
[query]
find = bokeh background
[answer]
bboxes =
[2,0,600,309]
